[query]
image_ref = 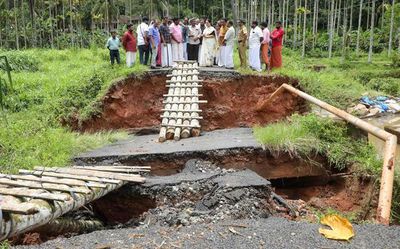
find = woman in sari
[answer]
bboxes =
[199,19,217,67]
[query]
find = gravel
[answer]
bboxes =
[15,217,400,249]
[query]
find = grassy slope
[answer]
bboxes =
[0,48,147,172]
[251,49,400,221]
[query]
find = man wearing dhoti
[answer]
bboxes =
[170,17,184,66]
[217,19,228,67]
[260,21,270,71]
[160,17,173,67]
[270,21,285,69]
[223,21,235,69]
[248,21,263,72]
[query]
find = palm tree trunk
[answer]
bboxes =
[388,0,396,56]
[328,0,335,58]
[356,0,363,55]
[222,0,226,18]
[381,0,386,30]
[293,0,298,49]
[368,0,376,63]
[302,0,308,57]
[341,0,348,63]
[14,0,19,50]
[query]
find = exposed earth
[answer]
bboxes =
[9,70,400,248]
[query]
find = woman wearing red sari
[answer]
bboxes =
[270,21,284,69]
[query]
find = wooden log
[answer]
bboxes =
[167,72,199,77]
[33,167,145,183]
[174,117,183,141]
[105,166,151,169]
[0,196,39,215]
[166,84,203,88]
[181,119,191,138]
[161,109,202,112]
[163,100,207,104]
[163,94,203,97]
[0,178,91,194]
[33,218,104,237]
[72,166,150,173]
[0,188,70,201]
[167,80,201,84]
[160,115,203,120]
[18,170,121,184]
[191,118,201,137]
[161,123,200,128]
[0,174,107,189]
[166,112,177,140]
[0,174,126,240]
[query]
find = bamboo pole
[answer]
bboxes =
[0,179,125,240]
[257,83,397,225]
[19,170,121,184]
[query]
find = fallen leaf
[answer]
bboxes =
[319,214,355,241]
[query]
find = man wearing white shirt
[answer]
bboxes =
[248,21,263,72]
[223,21,235,69]
[137,16,150,65]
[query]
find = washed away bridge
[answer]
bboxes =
[0,165,148,241]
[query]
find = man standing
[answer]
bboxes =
[223,21,235,69]
[248,21,263,72]
[122,24,137,67]
[260,21,270,71]
[106,30,121,66]
[198,18,206,60]
[188,19,202,61]
[148,19,160,69]
[160,16,173,67]
[217,19,228,67]
[182,18,189,60]
[137,16,150,65]
[270,21,285,69]
[170,17,183,66]
[237,20,248,68]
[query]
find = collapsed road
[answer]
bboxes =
[15,160,400,249]
[7,67,400,248]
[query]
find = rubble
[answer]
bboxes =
[128,159,280,227]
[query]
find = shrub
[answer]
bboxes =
[0,51,39,72]
[367,77,400,96]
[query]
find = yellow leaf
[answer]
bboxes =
[318,214,355,241]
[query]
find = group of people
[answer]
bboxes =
[106,16,284,71]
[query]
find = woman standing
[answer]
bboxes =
[199,19,217,67]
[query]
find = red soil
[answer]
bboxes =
[70,73,306,132]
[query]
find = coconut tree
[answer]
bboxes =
[328,0,335,58]
[301,0,308,58]
[356,0,364,55]
[368,0,376,63]
[389,0,396,56]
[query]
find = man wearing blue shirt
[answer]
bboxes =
[106,30,121,65]
[149,19,161,69]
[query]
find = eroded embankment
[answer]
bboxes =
[69,73,306,132]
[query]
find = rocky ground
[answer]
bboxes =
[12,160,400,248]
[16,217,400,249]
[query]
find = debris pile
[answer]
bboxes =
[348,96,400,117]
[128,160,292,227]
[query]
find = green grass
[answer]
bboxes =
[0,48,146,172]
[254,114,382,173]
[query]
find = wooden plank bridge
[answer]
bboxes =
[0,165,149,241]
[159,61,208,142]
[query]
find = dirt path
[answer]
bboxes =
[15,217,400,249]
